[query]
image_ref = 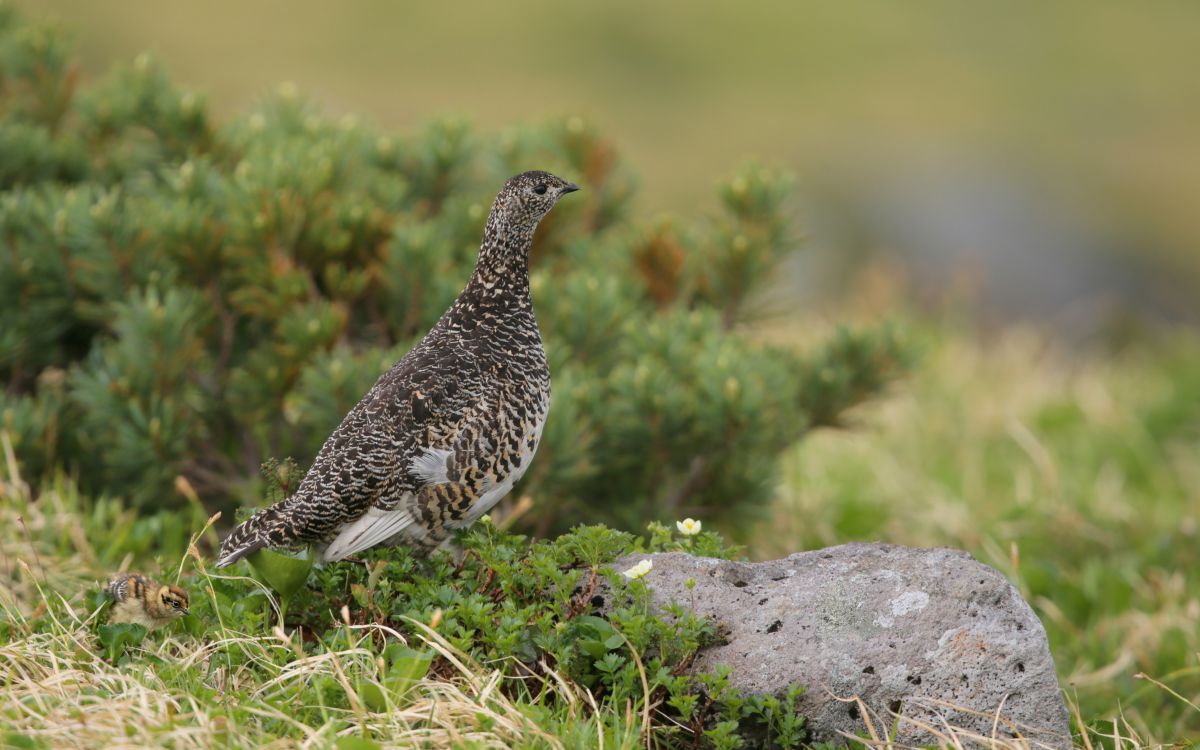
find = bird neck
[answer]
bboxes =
[146,588,170,618]
[457,223,535,316]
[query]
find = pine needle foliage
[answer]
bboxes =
[0,8,907,534]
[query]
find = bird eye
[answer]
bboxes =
[534,184,548,195]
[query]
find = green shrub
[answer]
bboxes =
[3,471,811,748]
[198,520,811,748]
[0,9,907,536]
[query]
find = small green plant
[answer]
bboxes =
[245,547,312,621]
[0,506,796,748]
[354,643,433,712]
[94,621,147,663]
[172,513,809,747]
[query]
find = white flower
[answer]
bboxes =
[676,518,702,536]
[622,559,653,580]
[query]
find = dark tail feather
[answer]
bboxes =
[216,506,294,568]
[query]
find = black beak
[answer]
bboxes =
[562,182,581,194]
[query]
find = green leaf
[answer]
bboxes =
[356,647,433,712]
[575,615,614,634]
[386,646,433,686]
[3,733,46,750]
[335,738,382,750]
[180,611,206,637]
[96,622,148,662]
[355,680,388,713]
[246,547,313,601]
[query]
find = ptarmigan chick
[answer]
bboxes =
[106,573,190,629]
[217,170,580,567]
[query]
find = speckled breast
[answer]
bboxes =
[462,382,549,526]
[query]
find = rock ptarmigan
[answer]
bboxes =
[216,170,579,567]
[106,573,190,629]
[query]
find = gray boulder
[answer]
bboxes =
[613,543,1071,747]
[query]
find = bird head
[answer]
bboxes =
[487,170,580,235]
[158,585,190,618]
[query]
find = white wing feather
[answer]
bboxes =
[323,504,418,562]
[409,446,453,485]
[324,408,549,559]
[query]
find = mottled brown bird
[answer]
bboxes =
[106,573,190,629]
[217,170,579,567]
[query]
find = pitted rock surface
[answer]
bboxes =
[614,543,1070,747]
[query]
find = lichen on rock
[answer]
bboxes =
[612,543,1071,747]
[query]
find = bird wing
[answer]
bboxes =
[322,502,420,561]
[106,575,130,602]
[288,406,399,517]
[319,386,477,561]
[409,445,455,484]
[216,384,413,566]
[218,340,482,566]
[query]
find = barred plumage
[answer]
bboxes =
[217,170,579,567]
[106,573,190,629]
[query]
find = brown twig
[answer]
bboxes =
[475,568,496,596]
[566,567,599,619]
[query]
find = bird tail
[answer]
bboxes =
[216,504,300,568]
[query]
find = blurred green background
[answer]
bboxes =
[4,1,1200,742]
[19,0,1200,333]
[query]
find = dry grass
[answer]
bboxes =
[4,317,1199,747]
[0,591,581,749]
[0,449,630,748]
[1,449,580,748]
[3,578,1168,750]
